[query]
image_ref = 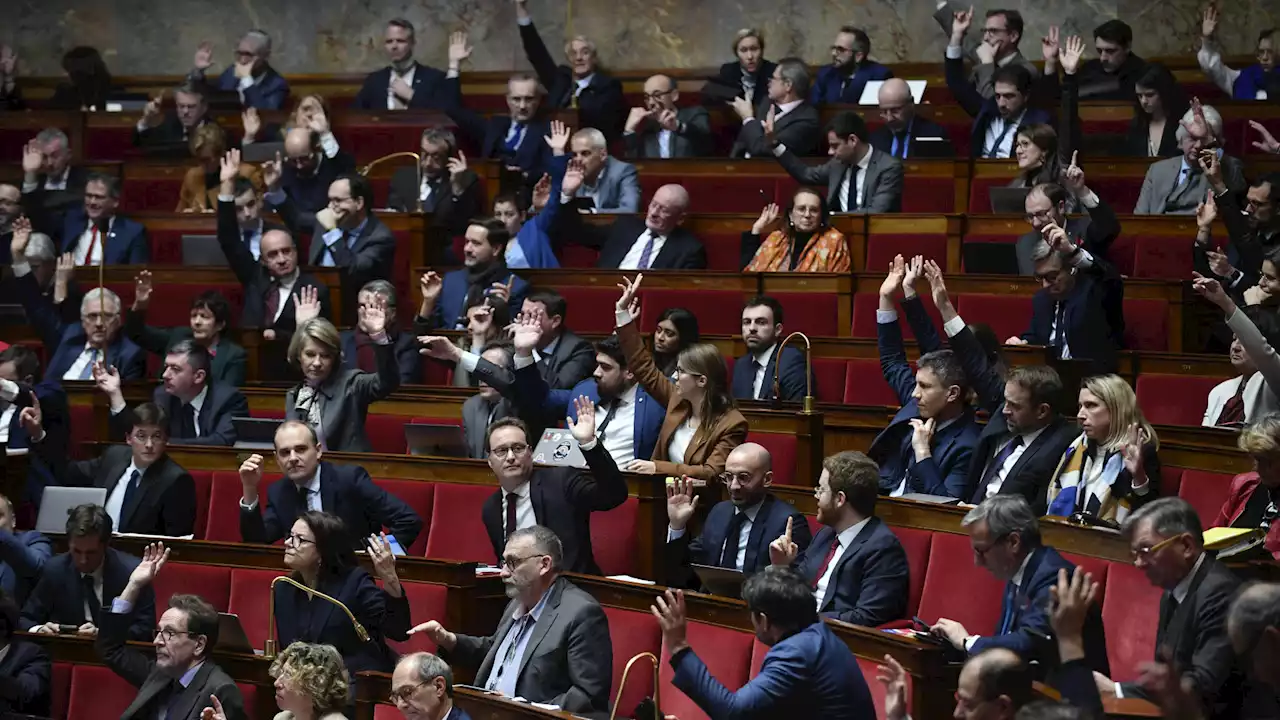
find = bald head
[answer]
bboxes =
[877,78,915,132]
[724,442,773,506]
[0,183,19,227]
[957,648,1029,718]
[643,74,678,112]
[645,184,690,234]
[283,128,314,158]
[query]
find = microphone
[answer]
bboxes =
[609,652,661,720]
[264,575,370,658]
[772,331,815,414]
[358,152,424,211]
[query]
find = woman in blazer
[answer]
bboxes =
[1112,63,1187,158]
[614,275,747,480]
[714,29,776,113]
[285,315,399,453]
[265,642,350,720]
[1213,415,1280,562]
[273,512,399,681]
[177,123,262,212]
[1197,269,1280,427]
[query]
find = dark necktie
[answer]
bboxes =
[636,231,657,270]
[753,359,767,400]
[1216,376,1250,427]
[505,492,519,541]
[81,574,100,625]
[1052,301,1067,353]
[997,582,1019,634]
[975,435,1024,502]
[242,229,256,250]
[119,469,142,526]
[331,231,353,266]
[596,400,621,440]
[988,118,1014,158]
[810,535,841,589]
[179,403,197,438]
[296,484,311,513]
[264,281,282,326]
[832,167,849,213]
[504,122,526,152]
[719,511,746,569]
[892,131,908,159]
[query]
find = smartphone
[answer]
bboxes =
[385,535,406,557]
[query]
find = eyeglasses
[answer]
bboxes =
[642,91,673,101]
[389,681,426,704]
[982,26,1009,35]
[1130,533,1186,563]
[500,553,547,570]
[972,532,1012,559]
[130,431,166,445]
[717,472,755,486]
[489,443,530,459]
[84,311,120,323]
[284,533,316,547]
[1024,208,1055,224]
[154,627,194,643]
[675,365,704,377]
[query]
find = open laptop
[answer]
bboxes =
[232,417,280,450]
[989,186,1031,214]
[241,141,285,164]
[859,79,927,105]
[532,429,586,469]
[181,235,226,266]
[215,613,258,654]
[962,242,1021,275]
[691,564,747,599]
[36,487,108,534]
[404,423,469,458]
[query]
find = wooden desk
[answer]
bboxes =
[355,677,578,720]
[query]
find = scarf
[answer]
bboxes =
[1046,433,1132,524]
[745,227,851,273]
[294,382,328,446]
[457,262,510,329]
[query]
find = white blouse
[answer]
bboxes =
[668,420,696,465]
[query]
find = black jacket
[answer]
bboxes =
[1021,252,1125,374]
[21,549,155,641]
[106,383,250,448]
[0,639,50,717]
[519,22,625,142]
[559,213,707,270]
[353,62,453,110]
[867,116,957,159]
[536,330,597,391]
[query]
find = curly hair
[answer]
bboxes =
[270,642,349,715]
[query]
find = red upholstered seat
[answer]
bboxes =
[421,357,454,386]
[1178,469,1236,522]
[556,286,622,335]
[954,294,1034,346]
[67,403,95,459]
[51,662,71,720]
[1060,553,1111,606]
[902,175,955,213]
[604,606,663,714]
[805,515,822,538]
[850,293,943,340]
[1160,466,1186,498]
[659,623,756,720]
[811,358,847,404]
[205,471,283,542]
[188,470,213,541]
[67,664,137,720]
[1088,177,1145,218]
[591,497,639,576]
[425,484,496,564]
[866,234,948,274]
[387,580,449,655]
[371,479,434,556]
[749,432,799,486]
[375,703,401,720]
[127,283,245,326]
[639,289,744,335]
[560,245,600,268]
[236,683,258,717]
[154,563,232,619]
[1122,299,1169,352]
[915,532,1004,634]
[1102,561,1162,682]
[1132,235,1196,279]
[843,358,901,407]
[366,414,411,455]
[859,655,907,720]
[229,567,284,652]
[772,293,839,337]
[1135,374,1220,427]
[894,527,934,619]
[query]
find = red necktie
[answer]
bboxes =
[264,283,281,327]
[811,536,841,589]
[1216,375,1250,427]
[84,226,100,265]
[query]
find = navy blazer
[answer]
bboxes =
[21,549,154,640]
[13,272,146,382]
[809,62,894,105]
[667,494,811,588]
[274,566,397,675]
[37,443,196,537]
[443,78,554,180]
[240,461,422,549]
[0,531,52,608]
[869,315,982,498]
[271,151,358,226]
[7,380,68,504]
[109,382,249,447]
[1021,253,1125,374]
[867,116,957,159]
[731,345,811,402]
[671,620,875,719]
[57,211,148,265]
[970,546,1110,675]
[797,518,908,627]
[519,22,625,141]
[944,55,1052,158]
[207,65,289,109]
[425,267,530,332]
[0,638,51,717]
[340,329,421,384]
[353,62,452,110]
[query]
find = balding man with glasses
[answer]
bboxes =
[622,75,712,159]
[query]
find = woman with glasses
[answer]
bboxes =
[614,274,747,480]
[742,190,850,273]
[1212,414,1280,561]
[652,307,700,380]
[1045,374,1161,526]
[285,315,399,452]
[274,511,400,683]
[1199,7,1278,101]
[1005,36,1083,203]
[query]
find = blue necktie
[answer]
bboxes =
[998,582,1019,635]
[504,123,526,153]
[77,349,99,380]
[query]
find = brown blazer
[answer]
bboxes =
[617,319,747,480]
[176,163,263,212]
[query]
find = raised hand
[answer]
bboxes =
[923,259,953,311]
[561,158,586,196]
[193,41,214,71]
[448,31,473,65]
[729,96,754,121]
[1062,150,1086,194]
[54,253,75,295]
[1202,4,1219,38]
[367,533,401,594]
[419,271,443,304]
[468,303,496,338]
[141,95,164,129]
[625,107,652,133]
[9,215,31,259]
[512,309,545,354]
[762,105,777,141]
[615,274,644,314]
[417,335,463,362]
[1120,422,1148,476]
[488,274,514,303]
[567,395,598,444]
[1061,35,1085,75]
[134,271,154,310]
[752,203,780,235]
[1249,121,1280,155]
[17,391,42,437]
[1049,566,1099,650]
[306,109,331,135]
[544,119,571,155]
[1181,97,1214,146]
[1199,148,1223,186]
[293,286,321,324]
[666,476,700,531]
[241,108,261,141]
[768,516,799,566]
[93,362,123,400]
[650,589,690,655]
[879,254,906,298]
[364,293,388,336]
[1192,271,1235,313]
[238,454,264,498]
[447,151,469,182]
[1196,189,1218,229]
[975,39,998,65]
[128,542,171,589]
[1041,26,1061,64]
[407,620,457,650]
[658,109,679,132]
[875,655,909,720]
[220,149,242,186]
[902,254,925,296]
[261,151,283,191]
[1206,250,1235,280]
[531,173,552,210]
[951,5,974,42]
[21,141,43,175]
[1042,221,1072,255]
[200,695,228,720]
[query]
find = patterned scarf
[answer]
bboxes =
[294,382,327,445]
[1046,433,1131,524]
[745,227,850,273]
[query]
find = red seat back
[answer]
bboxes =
[1122,299,1169,352]
[1102,561,1162,682]
[67,665,136,720]
[1136,374,1220,427]
[556,286,622,335]
[236,683,258,718]
[603,606,663,714]
[749,432,800,486]
[659,623,755,720]
[67,404,95,458]
[811,358,847,403]
[954,294,1034,346]
[1132,235,1196,279]
[425,484,497,564]
[51,662,71,720]
[915,533,1004,634]
[366,414,411,455]
[866,234,948,274]
[859,655,907,719]
[894,527,934,620]
[190,470,213,541]
[772,293,839,337]
[1060,553,1111,607]
[1178,470,1236,522]
[371,479,434,556]
[640,289,744,335]
[1160,465,1186,498]
[843,358,901,406]
[590,497,639,576]
[387,580,449,655]
[851,293,943,340]
[155,563,232,619]
[206,471,283,542]
[229,567,284,652]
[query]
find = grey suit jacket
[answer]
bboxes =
[1133,154,1247,215]
[462,394,514,459]
[776,147,904,213]
[732,104,822,158]
[573,156,641,213]
[448,576,612,713]
[622,106,712,158]
[931,2,1040,98]
[285,341,400,452]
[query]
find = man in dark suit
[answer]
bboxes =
[666,443,810,589]
[445,72,553,189]
[55,173,148,265]
[945,56,1051,159]
[18,128,89,225]
[872,257,982,499]
[25,401,197,537]
[0,345,69,507]
[354,18,455,110]
[733,296,810,402]
[341,280,421,384]
[132,83,215,156]
[0,494,51,608]
[479,417,627,575]
[771,451,908,626]
[413,222,529,332]
[515,0,624,142]
[1097,498,1244,718]
[264,128,358,232]
[238,420,423,549]
[654,566,875,718]
[869,78,956,159]
[518,290,595,391]
[731,58,822,158]
[810,26,894,105]
[386,127,484,241]
[939,5,1041,99]
[555,178,706,269]
[417,526,612,713]
[1076,20,1147,101]
[0,592,51,717]
[1196,173,1280,298]
[22,504,155,640]
[187,30,289,109]
[100,341,248,447]
[932,496,1110,674]
[124,274,247,386]
[391,652,474,720]
[1016,178,1120,275]
[1009,226,1125,374]
[97,543,248,720]
[768,110,903,213]
[623,75,712,159]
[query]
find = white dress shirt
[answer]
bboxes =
[658,128,673,158]
[982,109,1026,159]
[74,216,114,266]
[272,269,301,323]
[21,167,70,194]
[815,517,871,609]
[618,228,667,270]
[668,499,764,571]
[64,344,104,381]
[500,480,538,534]
[750,343,779,399]
[596,383,639,467]
[0,378,18,445]
[979,425,1049,500]
[668,419,696,465]
[836,147,875,212]
[388,64,417,110]
[888,413,961,497]
[242,466,322,512]
[105,461,143,530]
[575,74,595,97]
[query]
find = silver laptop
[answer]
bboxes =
[404,423,468,458]
[36,487,108,534]
[215,612,257,654]
[532,428,587,469]
[181,235,227,266]
[233,417,280,450]
[691,564,747,599]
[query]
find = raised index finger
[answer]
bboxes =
[784,516,793,542]
[1070,150,1078,168]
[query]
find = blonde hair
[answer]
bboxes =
[270,642,349,716]
[732,28,765,54]
[1081,374,1158,453]
[189,122,227,158]
[1239,414,1280,456]
[676,342,735,428]
[288,318,342,368]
